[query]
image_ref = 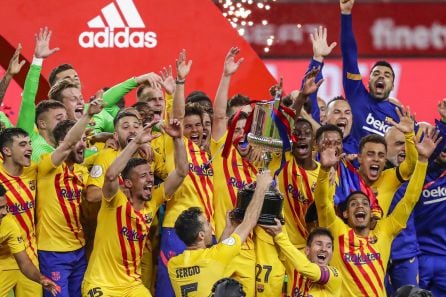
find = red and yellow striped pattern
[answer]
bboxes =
[36,153,88,252]
[0,163,38,269]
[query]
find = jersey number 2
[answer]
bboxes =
[256,264,272,283]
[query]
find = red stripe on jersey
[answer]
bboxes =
[133,210,146,261]
[358,237,384,292]
[125,203,139,279]
[62,166,82,245]
[117,206,131,277]
[0,172,37,257]
[199,147,214,215]
[222,156,237,207]
[282,161,308,239]
[54,173,80,243]
[339,234,369,296]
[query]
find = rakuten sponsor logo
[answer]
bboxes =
[78,0,158,49]
[371,18,446,50]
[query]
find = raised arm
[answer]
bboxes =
[17,27,59,133]
[51,99,103,166]
[14,251,60,296]
[0,44,26,104]
[173,49,192,122]
[294,67,323,118]
[212,47,244,141]
[234,170,272,243]
[431,98,446,160]
[387,128,441,236]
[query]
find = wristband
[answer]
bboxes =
[175,78,185,85]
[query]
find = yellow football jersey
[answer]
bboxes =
[168,233,242,297]
[0,214,26,259]
[0,163,38,269]
[36,153,89,252]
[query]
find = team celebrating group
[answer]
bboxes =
[1,0,445,296]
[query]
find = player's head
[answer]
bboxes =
[113,110,143,150]
[227,94,251,117]
[186,91,213,114]
[228,111,250,158]
[201,109,212,151]
[48,79,84,120]
[292,118,314,163]
[49,63,80,87]
[53,120,87,164]
[325,96,352,138]
[0,183,8,224]
[136,86,164,121]
[132,102,154,127]
[0,128,32,167]
[384,126,406,167]
[317,97,327,124]
[184,103,204,146]
[210,278,246,297]
[358,134,387,185]
[122,158,153,201]
[175,207,213,248]
[35,100,67,138]
[392,285,433,297]
[305,227,334,266]
[368,60,395,101]
[342,191,371,231]
[315,124,343,155]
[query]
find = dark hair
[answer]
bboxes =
[122,158,148,180]
[315,124,343,144]
[307,227,334,249]
[113,110,141,127]
[175,207,204,246]
[185,103,204,121]
[293,118,313,132]
[305,202,318,224]
[0,183,7,196]
[35,100,66,125]
[227,111,249,128]
[359,134,387,153]
[49,64,75,87]
[326,96,347,109]
[186,91,211,105]
[392,285,433,297]
[48,79,80,102]
[53,120,76,144]
[339,191,370,213]
[370,60,395,82]
[211,278,246,297]
[0,128,29,157]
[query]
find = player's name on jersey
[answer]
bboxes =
[175,266,201,279]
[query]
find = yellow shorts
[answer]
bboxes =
[0,269,42,297]
[254,228,286,297]
[82,281,151,297]
[224,247,256,297]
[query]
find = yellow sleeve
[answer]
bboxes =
[274,232,322,282]
[87,149,116,188]
[83,153,99,171]
[4,216,26,254]
[164,93,173,120]
[384,160,428,238]
[150,183,169,209]
[153,148,168,180]
[210,131,227,159]
[37,153,57,176]
[210,233,242,264]
[102,189,126,208]
[397,131,417,181]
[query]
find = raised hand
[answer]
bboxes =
[260,218,283,237]
[176,49,192,80]
[162,117,183,139]
[301,66,323,96]
[135,121,161,145]
[416,128,442,162]
[310,26,337,62]
[135,72,163,89]
[319,140,340,170]
[255,169,273,189]
[386,106,415,134]
[87,95,104,116]
[438,98,446,122]
[6,44,26,76]
[340,0,355,14]
[160,65,175,95]
[223,47,244,77]
[34,27,60,59]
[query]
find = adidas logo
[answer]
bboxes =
[78,0,157,48]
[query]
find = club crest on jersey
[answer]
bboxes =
[143,213,153,225]
[368,235,378,244]
[28,180,36,191]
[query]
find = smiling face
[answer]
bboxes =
[54,69,81,87]
[138,87,165,121]
[67,133,87,164]
[358,142,387,185]
[114,115,142,149]
[384,127,406,166]
[343,193,371,231]
[326,100,352,138]
[368,65,394,101]
[201,112,212,149]
[127,163,154,201]
[3,135,33,167]
[61,87,85,120]
[183,114,203,146]
[233,118,250,157]
[292,121,314,162]
[305,234,333,266]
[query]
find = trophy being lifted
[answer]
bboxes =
[231,86,293,225]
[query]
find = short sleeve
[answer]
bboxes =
[5,216,26,254]
[211,233,242,265]
[37,153,58,176]
[87,149,116,188]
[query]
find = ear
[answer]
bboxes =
[342,209,348,220]
[197,230,205,241]
[2,146,11,157]
[305,246,310,257]
[124,179,133,189]
[113,132,119,142]
[37,118,46,130]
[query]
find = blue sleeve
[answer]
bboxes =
[430,119,446,162]
[301,58,323,123]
